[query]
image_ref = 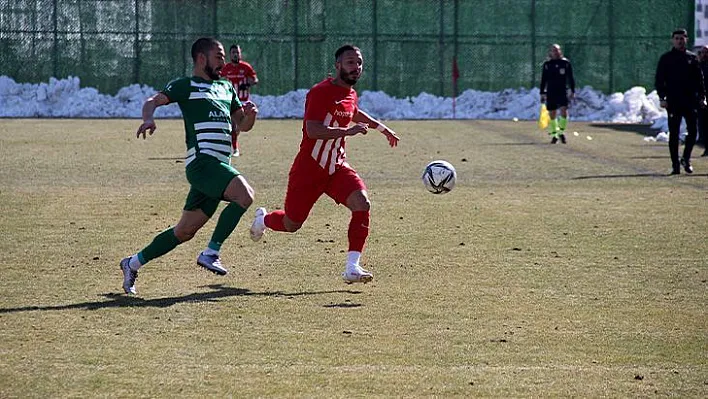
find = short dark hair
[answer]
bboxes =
[672,29,688,37]
[335,44,361,61]
[191,37,221,62]
[229,44,240,52]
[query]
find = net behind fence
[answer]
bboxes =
[0,0,694,96]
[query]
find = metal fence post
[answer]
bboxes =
[530,0,536,89]
[438,0,444,96]
[293,0,299,91]
[608,0,614,93]
[134,0,140,84]
[213,0,218,36]
[453,0,458,89]
[52,0,58,79]
[373,0,378,91]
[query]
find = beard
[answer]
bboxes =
[340,70,359,86]
[205,61,221,80]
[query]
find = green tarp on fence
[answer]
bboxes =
[0,0,693,96]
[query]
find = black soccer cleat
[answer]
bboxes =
[680,158,693,174]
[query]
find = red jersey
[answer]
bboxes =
[220,61,257,101]
[297,78,358,176]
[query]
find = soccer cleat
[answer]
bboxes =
[250,207,267,242]
[196,252,228,276]
[550,136,558,144]
[559,134,567,144]
[670,165,681,175]
[120,257,138,295]
[342,265,373,284]
[680,158,693,174]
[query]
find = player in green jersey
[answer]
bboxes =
[119,37,258,295]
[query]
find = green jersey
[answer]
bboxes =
[161,76,243,167]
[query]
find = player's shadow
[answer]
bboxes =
[481,142,545,146]
[323,303,363,308]
[572,173,666,180]
[147,157,184,162]
[589,123,656,136]
[627,155,668,159]
[572,172,708,179]
[0,284,363,314]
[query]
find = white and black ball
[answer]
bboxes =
[422,160,456,194]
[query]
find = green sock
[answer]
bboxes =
[139,227,181,264]
[548,119,558,136]
[558,116,568,132]
[208,202,247,251]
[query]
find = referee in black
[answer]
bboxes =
[655,28,706,174]
[540,44,575,144]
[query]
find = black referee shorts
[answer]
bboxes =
[546,93,569,111]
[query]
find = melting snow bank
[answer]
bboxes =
[0,75,674,138]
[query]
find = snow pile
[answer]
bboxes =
[0,75,674,139]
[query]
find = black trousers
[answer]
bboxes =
[667,106,698,166]
[699,107,708,148]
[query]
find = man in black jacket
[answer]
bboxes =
[698,45,708,157]
[655,29,706,174]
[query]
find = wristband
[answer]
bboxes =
[376,123,388,132]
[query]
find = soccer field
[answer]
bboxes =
[0,119,706,397]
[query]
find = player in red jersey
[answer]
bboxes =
[220,44,259,155]
[249,44,399,284]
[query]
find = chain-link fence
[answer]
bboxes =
[0,0,694,96]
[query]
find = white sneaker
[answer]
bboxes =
[196,252,228,275]
[250,207,267,242]
[120,257,138,295]
[342,265,373,284]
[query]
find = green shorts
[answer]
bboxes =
[184,155,240,217]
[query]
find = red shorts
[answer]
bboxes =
[284,156,367,224]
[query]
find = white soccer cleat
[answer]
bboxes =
[250,207,267,242]
[120,257,138,295]
[342,265,373,284]
[196,252,228,276]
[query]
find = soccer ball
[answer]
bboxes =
[422,160,456,194]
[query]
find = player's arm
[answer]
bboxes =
[303,90,367,139]
[352,109,399,148]
[694,59,707,107]
[305,120,368,140]
[539,63,548,102]
[247,64,258,86]
[655,55,668,107]
[567,61,576,99]
[136,92,170,139]
[231,101,258,132]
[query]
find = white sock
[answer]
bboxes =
[128,254,143,271]
[202,248,219,256]
[346,251,361,269]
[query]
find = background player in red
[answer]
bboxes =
[249,44,399,284]
[220,44,259,156]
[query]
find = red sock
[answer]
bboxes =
[264,210,287,232]
[348,210,370,252]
